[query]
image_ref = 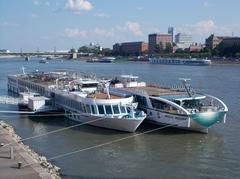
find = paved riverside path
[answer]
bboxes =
[0,125,52,179]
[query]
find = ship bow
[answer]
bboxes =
[191,111,226,127]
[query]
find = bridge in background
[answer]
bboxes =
[0,52,92,59]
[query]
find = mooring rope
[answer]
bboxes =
[0,114,106,151]
[22,120,187,168]
[0,112,64,116]
[0,111,36,114]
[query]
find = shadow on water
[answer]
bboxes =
[28,114,210,136]
[61,174,140,179]
[28,115,126,135]
[136,121,201,135]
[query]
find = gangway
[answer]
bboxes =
[0,110,35,114]
[0,96,25,105]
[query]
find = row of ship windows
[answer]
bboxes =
[18,80,45,95]
[152,60,182,64]
[66,103,127,115]
[55,95,127,115]
[8,78,17,83]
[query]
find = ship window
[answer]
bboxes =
[91,105,96,114]
[182,100,200,109]
[135,95,147,106]
[85,104,91,113]
[81,83,98,88]
[82,104,86,113]
[78,102,82,111]
[150,98,167,110]
[105,105,113,114]
[98,105,104,114]
[112,105,120,114]
[127,107,131,113]
[120,106,126,113]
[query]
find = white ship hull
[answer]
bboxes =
[146,114,208,133]
[65,112,144,132]
[143,107,226,133]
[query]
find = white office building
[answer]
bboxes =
[175,33,192,49]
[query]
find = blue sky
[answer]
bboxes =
[1,0,240,52]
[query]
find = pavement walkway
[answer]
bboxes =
[0,125,53,179]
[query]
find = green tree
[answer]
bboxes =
[78,46,90,53]
[164,42,173,53]
[101,48,113,56]
[69,48,77,53]
[155,42,164,54]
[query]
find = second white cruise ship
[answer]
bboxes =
[110,75,228,133]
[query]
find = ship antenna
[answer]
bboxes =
[179,78,192,97]
[105,82,111,99]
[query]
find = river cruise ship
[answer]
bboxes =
[7,71,146,132]
[110,75,228,133]
[86,57,115,63]
[149,58,211,66]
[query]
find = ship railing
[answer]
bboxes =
[186,94,228,113]
[198,93,228,112]
[146,82,194,92]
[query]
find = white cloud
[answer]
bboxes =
[116,21,143,36]
[31,13,39,18]
[64,28,87,38]
[65,0,93,13]
[44,1,50,6]
[0,21,19,27]
[126,21,143,36]
[136,7,144,11]
[33,0,39,5]
[203,1,209,7]
[33,0,50,6]
[94,28,114,37]
[176,20,240,42]
[116,25,127,32]
[177,20,216,35]
[194,20,216,34]
[94,13,109,18]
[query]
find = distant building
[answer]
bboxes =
[113,43,122,54]
[168,27,174,43]
[205,34,225,50]
[113,42,148,56]
[188,43,204,52]
[221,37,240,47]
[175,33,192,49]
[205,34,240,50]
[148,33,172,54]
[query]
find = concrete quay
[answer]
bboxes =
[0,121,61,179]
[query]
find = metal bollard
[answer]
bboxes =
[10,147,14,159]
[18,161,22,169]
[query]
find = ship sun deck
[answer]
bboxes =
[87,92,121,99]
[124,86,186,97]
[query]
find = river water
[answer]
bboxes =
[0,57,239,179]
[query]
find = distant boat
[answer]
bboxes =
[0,55,17,58]
[39,59,48,64]
[100,57,115,63]
[25,56,30,61]
[86,57,115,63]
[86,58,99,63]
[149,58,211,66]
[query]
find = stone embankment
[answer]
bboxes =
[0,120,61,179]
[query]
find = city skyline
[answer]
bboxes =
[1,0,240,52]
